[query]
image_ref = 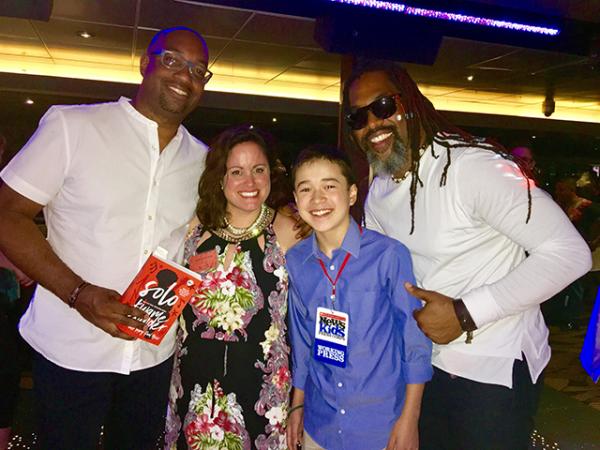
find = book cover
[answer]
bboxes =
[118,252,203,345]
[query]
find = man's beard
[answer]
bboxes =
[363,127,410,178]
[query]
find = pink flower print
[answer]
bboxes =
[227,266,249,288]
[185,414,211,446]
[274,366,290,389]
[213,410,233,432]
[204,270,227,290]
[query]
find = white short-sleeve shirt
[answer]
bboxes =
[1,97,208,373]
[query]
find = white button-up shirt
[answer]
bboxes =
[1,97,208,373]
[365,138,591,387]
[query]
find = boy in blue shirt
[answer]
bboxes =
[286,146,432,450]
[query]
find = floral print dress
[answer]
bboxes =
[164,221,291,450]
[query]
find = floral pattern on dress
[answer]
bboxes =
[165,223,290,450]
[183,381,251,450]
[189,244,263,342]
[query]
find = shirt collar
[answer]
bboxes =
[303,217,362,264]
[118,96,185,150]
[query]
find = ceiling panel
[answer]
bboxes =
[210,60,284,81]
[47,46,133,66]
[51,0,138,27]
[0,1,598,123]
[34,20,134,51]
[271,68,339,86]
[294,51,341,74]
[237,14,318,48]
[215,40,314,67]
[138,0,252,39]
[0,37,50,58]
[0,17,39,39]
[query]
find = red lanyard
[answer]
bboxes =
[316,225,361,306]
[317,253,352,306]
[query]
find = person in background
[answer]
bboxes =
[165,126,299,450]
[286,145,431,450]
[0,27,211,449]
[342,58,591,449]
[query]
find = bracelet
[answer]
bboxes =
[453,299,477,344]
[67,281,90,308]
[288,404,304,418]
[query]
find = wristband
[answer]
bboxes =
[67,281,90,308]
[453,298,477,344]
[288,404,304,418]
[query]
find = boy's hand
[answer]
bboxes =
[286,406,304,450]
[405,282,462,344]
[386,413,419,450]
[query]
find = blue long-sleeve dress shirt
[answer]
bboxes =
[287,218,432,450]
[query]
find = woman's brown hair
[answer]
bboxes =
[195,125,291,230]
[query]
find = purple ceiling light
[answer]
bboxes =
[326,0,560,36]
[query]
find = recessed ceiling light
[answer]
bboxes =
[77,31,93,39]
[467,75,474,81]
[249,124,254,129]
[272,117,277,122]
[532,135,536,139]
[25,98,34,105]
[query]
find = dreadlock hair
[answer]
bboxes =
[342,58,531,233]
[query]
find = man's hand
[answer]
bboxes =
[405,282,462,344]
[386,413,419,450]
[74,285,148,340]
[286,406,304,450]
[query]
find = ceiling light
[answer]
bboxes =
[25,98,34,105]
[532,135,536,139]
[467,75,474,81]
[272,117,277,122]
[325,1,560,35]
[77,31,93,39]
[249,125,254,129]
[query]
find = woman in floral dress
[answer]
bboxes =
[164,126,299,450]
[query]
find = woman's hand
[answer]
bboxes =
[286,405,304,450]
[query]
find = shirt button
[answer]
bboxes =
[148,215,153,221]
[153,180,158,186]
[337,382,343,387]
[329,264,335,270]
[340,409,346,415]
[144,250,149,255]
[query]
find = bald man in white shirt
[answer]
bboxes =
[0,27,211,450]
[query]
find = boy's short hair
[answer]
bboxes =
[292,145,356,187]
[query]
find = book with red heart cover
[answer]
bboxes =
[118,252,203,345]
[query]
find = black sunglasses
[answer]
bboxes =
[346,94,402,130]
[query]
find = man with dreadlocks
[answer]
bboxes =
[343,59,591,450]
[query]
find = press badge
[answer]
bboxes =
[314,307,349,368]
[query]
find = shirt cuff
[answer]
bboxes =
[461,285,504,328]
[403,361,433,384]
[0,171,52,205]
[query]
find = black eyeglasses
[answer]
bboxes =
[346,94,402,130]
[151,49,213,84]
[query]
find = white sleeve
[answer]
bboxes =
[457,151,591,328]
[0,106,71,205]
[364,188,385,233]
